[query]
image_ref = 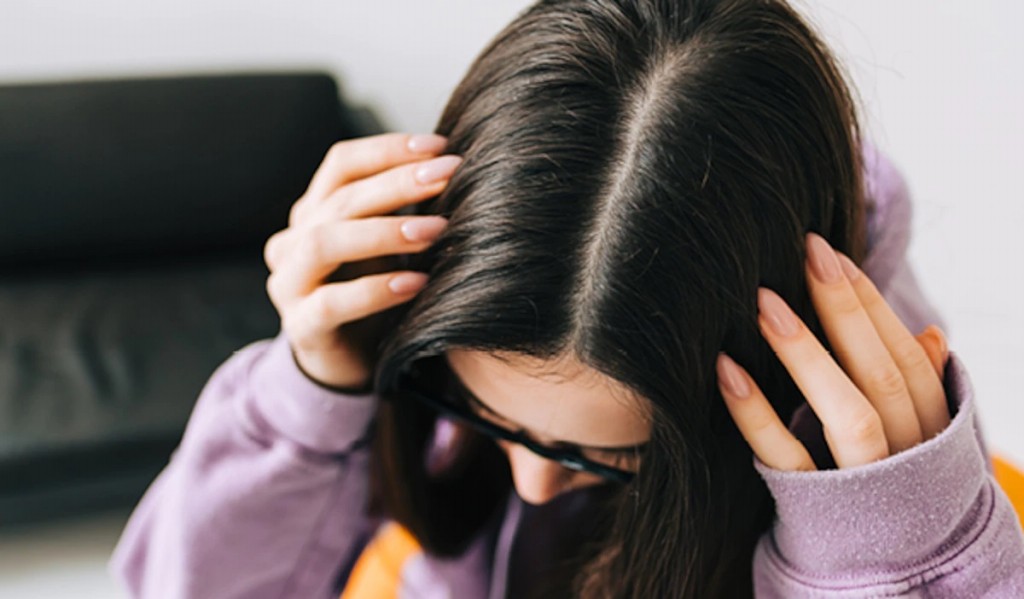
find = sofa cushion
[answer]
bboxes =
[0,250,278,522]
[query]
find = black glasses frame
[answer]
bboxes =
[397,368,638,484]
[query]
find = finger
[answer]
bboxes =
[265,216,446,301]
[915,326,945,379]
[805,233,922,453]
[758,287,890,468]
[303,133,449,202]
[263,228,287,272]
[716,352,816,471]
[835,251,950,440]
[323,154,463,221]
[927,324,950,371]
[283,271,428,351]
[265,215,446,274]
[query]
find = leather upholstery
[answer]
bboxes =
[0,72,384,524]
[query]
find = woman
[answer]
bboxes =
[111,0,1024,596]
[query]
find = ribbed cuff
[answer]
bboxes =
[247,330,379,454]
[754,350,989,576]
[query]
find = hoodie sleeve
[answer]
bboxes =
[109,330,382,599]
[750,144,1024,597]
[753,352,1024,597]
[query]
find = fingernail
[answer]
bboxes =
[407,133,447,154]
[415,155,463,184]
[806,232,842,284]
[717,352,750,398]
[389,272,428,294]
[835,251,862,281]
[758,287,800,337]
[401,216,448,242]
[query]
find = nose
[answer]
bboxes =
[500,441,573,505]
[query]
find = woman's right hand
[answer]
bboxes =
[263,132,461,390]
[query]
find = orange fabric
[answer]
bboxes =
[340,522,422,599]
[993,454,1024,527]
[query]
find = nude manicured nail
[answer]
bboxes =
[415,155,463,184]
[389,272,428,294]
[407,133,447,154]
[758,287,799,337]
[717,352,750,398]
[806,232,842,284]
[401,216,448,242]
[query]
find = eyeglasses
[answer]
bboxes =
[397,361,643,484]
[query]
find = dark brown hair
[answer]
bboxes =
[366,0,866,596]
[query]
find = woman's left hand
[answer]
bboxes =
[716,232,951,471]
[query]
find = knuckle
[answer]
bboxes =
[746,409,776,437]
[307,287,335,324]
[386,132,411,153]
[348,281,380,314]
[326,140,350,165]
[858,283,887,311]
[288,200,306,227]
[866,364,908,401]
[268,279,293,317]
[830,292,863,317]
[355,224,386,256]
[356,138,390,167]
[331,184,368,222]
[330,185,359,220]
[265,274,278,302]
[845,409,885,445]
[892,336,932,372]
[263,231,284,269]
[298,226,328,265]
[344,218,391,256]
[263,240,276,270]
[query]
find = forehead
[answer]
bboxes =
[443,348,652,448]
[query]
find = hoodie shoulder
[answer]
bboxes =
[860,140,914,293]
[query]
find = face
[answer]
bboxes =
[445,349,652,505]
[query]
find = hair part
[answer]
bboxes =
[366,0,866,596]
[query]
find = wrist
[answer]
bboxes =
[291,348,374,395]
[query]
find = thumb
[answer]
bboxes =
[915,324,949,378]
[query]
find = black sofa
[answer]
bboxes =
[0,72,385,525]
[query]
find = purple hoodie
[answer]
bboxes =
[109,144,1024,597]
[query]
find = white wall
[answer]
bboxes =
[1,1,1021,463]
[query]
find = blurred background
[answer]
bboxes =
[0,1,1020,596]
